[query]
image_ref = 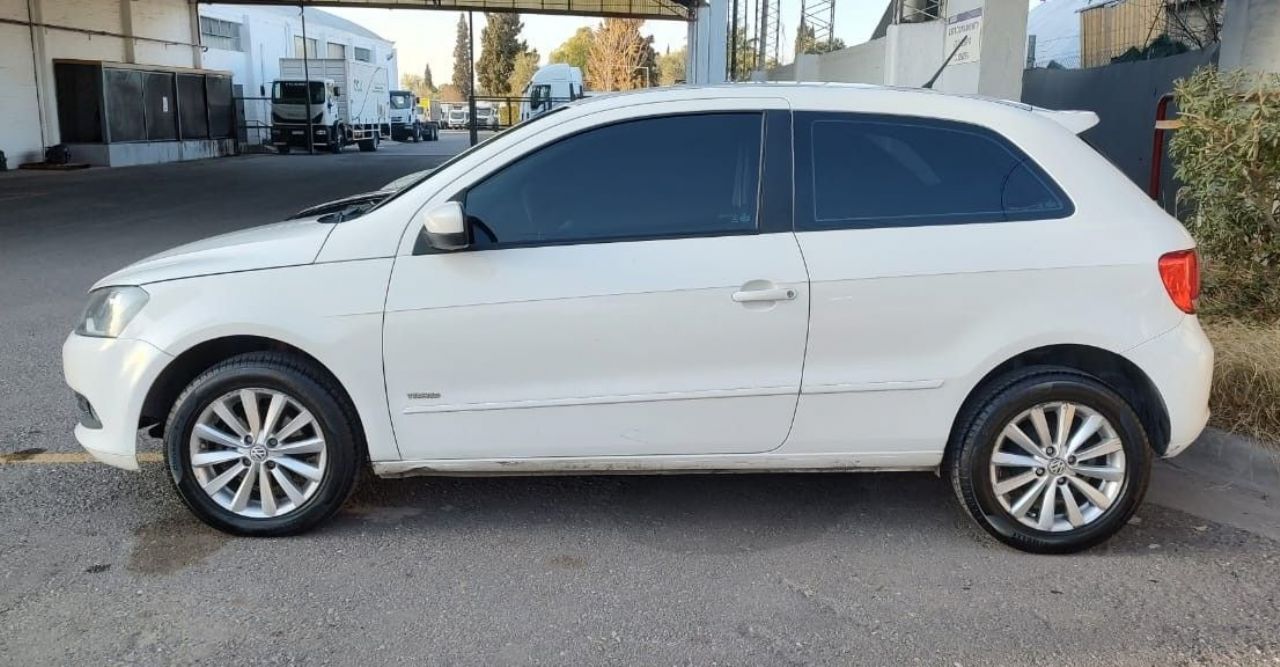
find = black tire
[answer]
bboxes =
[947,367,1151,554]
[277,144,291,155]
[358,135,378,152]
[411,126,421,142]
[329,126,344,154]
[164,352,361,537]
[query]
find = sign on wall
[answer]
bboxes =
[945,8,983,65]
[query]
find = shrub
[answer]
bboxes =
[1203,320,1280,444]
[1170,68,1280,322]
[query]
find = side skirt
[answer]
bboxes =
[371,451,941,479]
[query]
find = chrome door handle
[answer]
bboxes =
[732,287,797,303]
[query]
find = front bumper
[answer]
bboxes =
[271,124,332,148]
[1124,316,1214,458]
[62,334,173,470]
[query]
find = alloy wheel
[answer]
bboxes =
[988,401,1126,532]
[189,388,328,519]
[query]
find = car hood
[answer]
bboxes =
[94,219,334,288]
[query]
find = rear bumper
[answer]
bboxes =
[1124,317,1214,458]
[62,334,172,470]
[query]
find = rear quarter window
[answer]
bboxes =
[795,112,1073,231]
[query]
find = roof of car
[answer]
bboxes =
[558,83,1093,134]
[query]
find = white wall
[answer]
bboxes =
[1221,0,1280,73]
[198,5,398,132]
[766,0,1027,100]
[0,0,201,165]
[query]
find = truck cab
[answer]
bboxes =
[270,58,388,154]
[520,63,584,122]
[386,90,437,142]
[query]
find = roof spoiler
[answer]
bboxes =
[1033,108,1100,134]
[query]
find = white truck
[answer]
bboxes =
[520,63,584,122]
[271,58,388,154]
[385,90,439,142]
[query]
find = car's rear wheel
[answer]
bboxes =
[948,368,1151,554]
[164,352,360,536]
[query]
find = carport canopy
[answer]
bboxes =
[222,0,700,20]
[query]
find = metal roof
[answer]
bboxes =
[221,0,699,21]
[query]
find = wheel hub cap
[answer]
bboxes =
[988,402,1126,532]
[189,388,328,519]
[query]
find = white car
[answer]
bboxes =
[63,84,1212,553]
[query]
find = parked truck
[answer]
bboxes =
[270,58,388,154]
[520,63,585,122]
[385,90,439,142]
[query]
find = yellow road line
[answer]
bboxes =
[0,451,164,465]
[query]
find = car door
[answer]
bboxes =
[782,111,1077,457]
[383,104,808,461]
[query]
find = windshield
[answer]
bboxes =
[273,81,325,105]
[371,105,570,211]
[449,110,466,119]
[390,93,412,110]
[530,84,551,109]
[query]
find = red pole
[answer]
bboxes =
[1149,93,1174,201]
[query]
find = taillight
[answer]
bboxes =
[1158,249,1200,314]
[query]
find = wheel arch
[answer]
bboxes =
[945,344,1172,459]
[139,335,368,457]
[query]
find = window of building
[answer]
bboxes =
[200,17,242,52]
[354,47,373,63]
[327,42,346,59]
[293,36,319,58]
[462,113,763,249]
[795,112,1071,230]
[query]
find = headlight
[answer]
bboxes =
[76,286,149,338]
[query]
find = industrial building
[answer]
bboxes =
[0,0,395,167]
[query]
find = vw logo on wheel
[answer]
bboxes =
[1047,458,1067,476]
[248,444,269,462]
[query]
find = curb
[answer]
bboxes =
[1148,427,1280,541]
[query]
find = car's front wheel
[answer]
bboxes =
[164,352,360,536]
[949,368,1151,554]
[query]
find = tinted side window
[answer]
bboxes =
[464,113,762,248]
[796,112,1071,230]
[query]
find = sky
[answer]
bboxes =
[330,0,1046,87]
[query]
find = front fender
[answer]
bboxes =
[125,260,401,462]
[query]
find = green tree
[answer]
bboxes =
[794,21,845,56]
[452,13,472,98]
[587,18,652,91]
[549,26,593,75]
[400,73,433,99]
[731,24,760,80]
[422,63,436,92]
[477,13,527,96]
[437,83,464,103]
[509,49,541,96]
[657,48,686,86]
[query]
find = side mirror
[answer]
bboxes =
[422,201,469,251]
[333,86,343,97]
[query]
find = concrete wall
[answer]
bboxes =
[0,0,201,166]
[818,38,886,84]
[766,0,1027,99]
[1220,0,1280,73]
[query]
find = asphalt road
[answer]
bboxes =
[1,135,1278,665]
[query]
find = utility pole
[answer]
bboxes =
[468,11,478,147]
[300,3,314,154]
